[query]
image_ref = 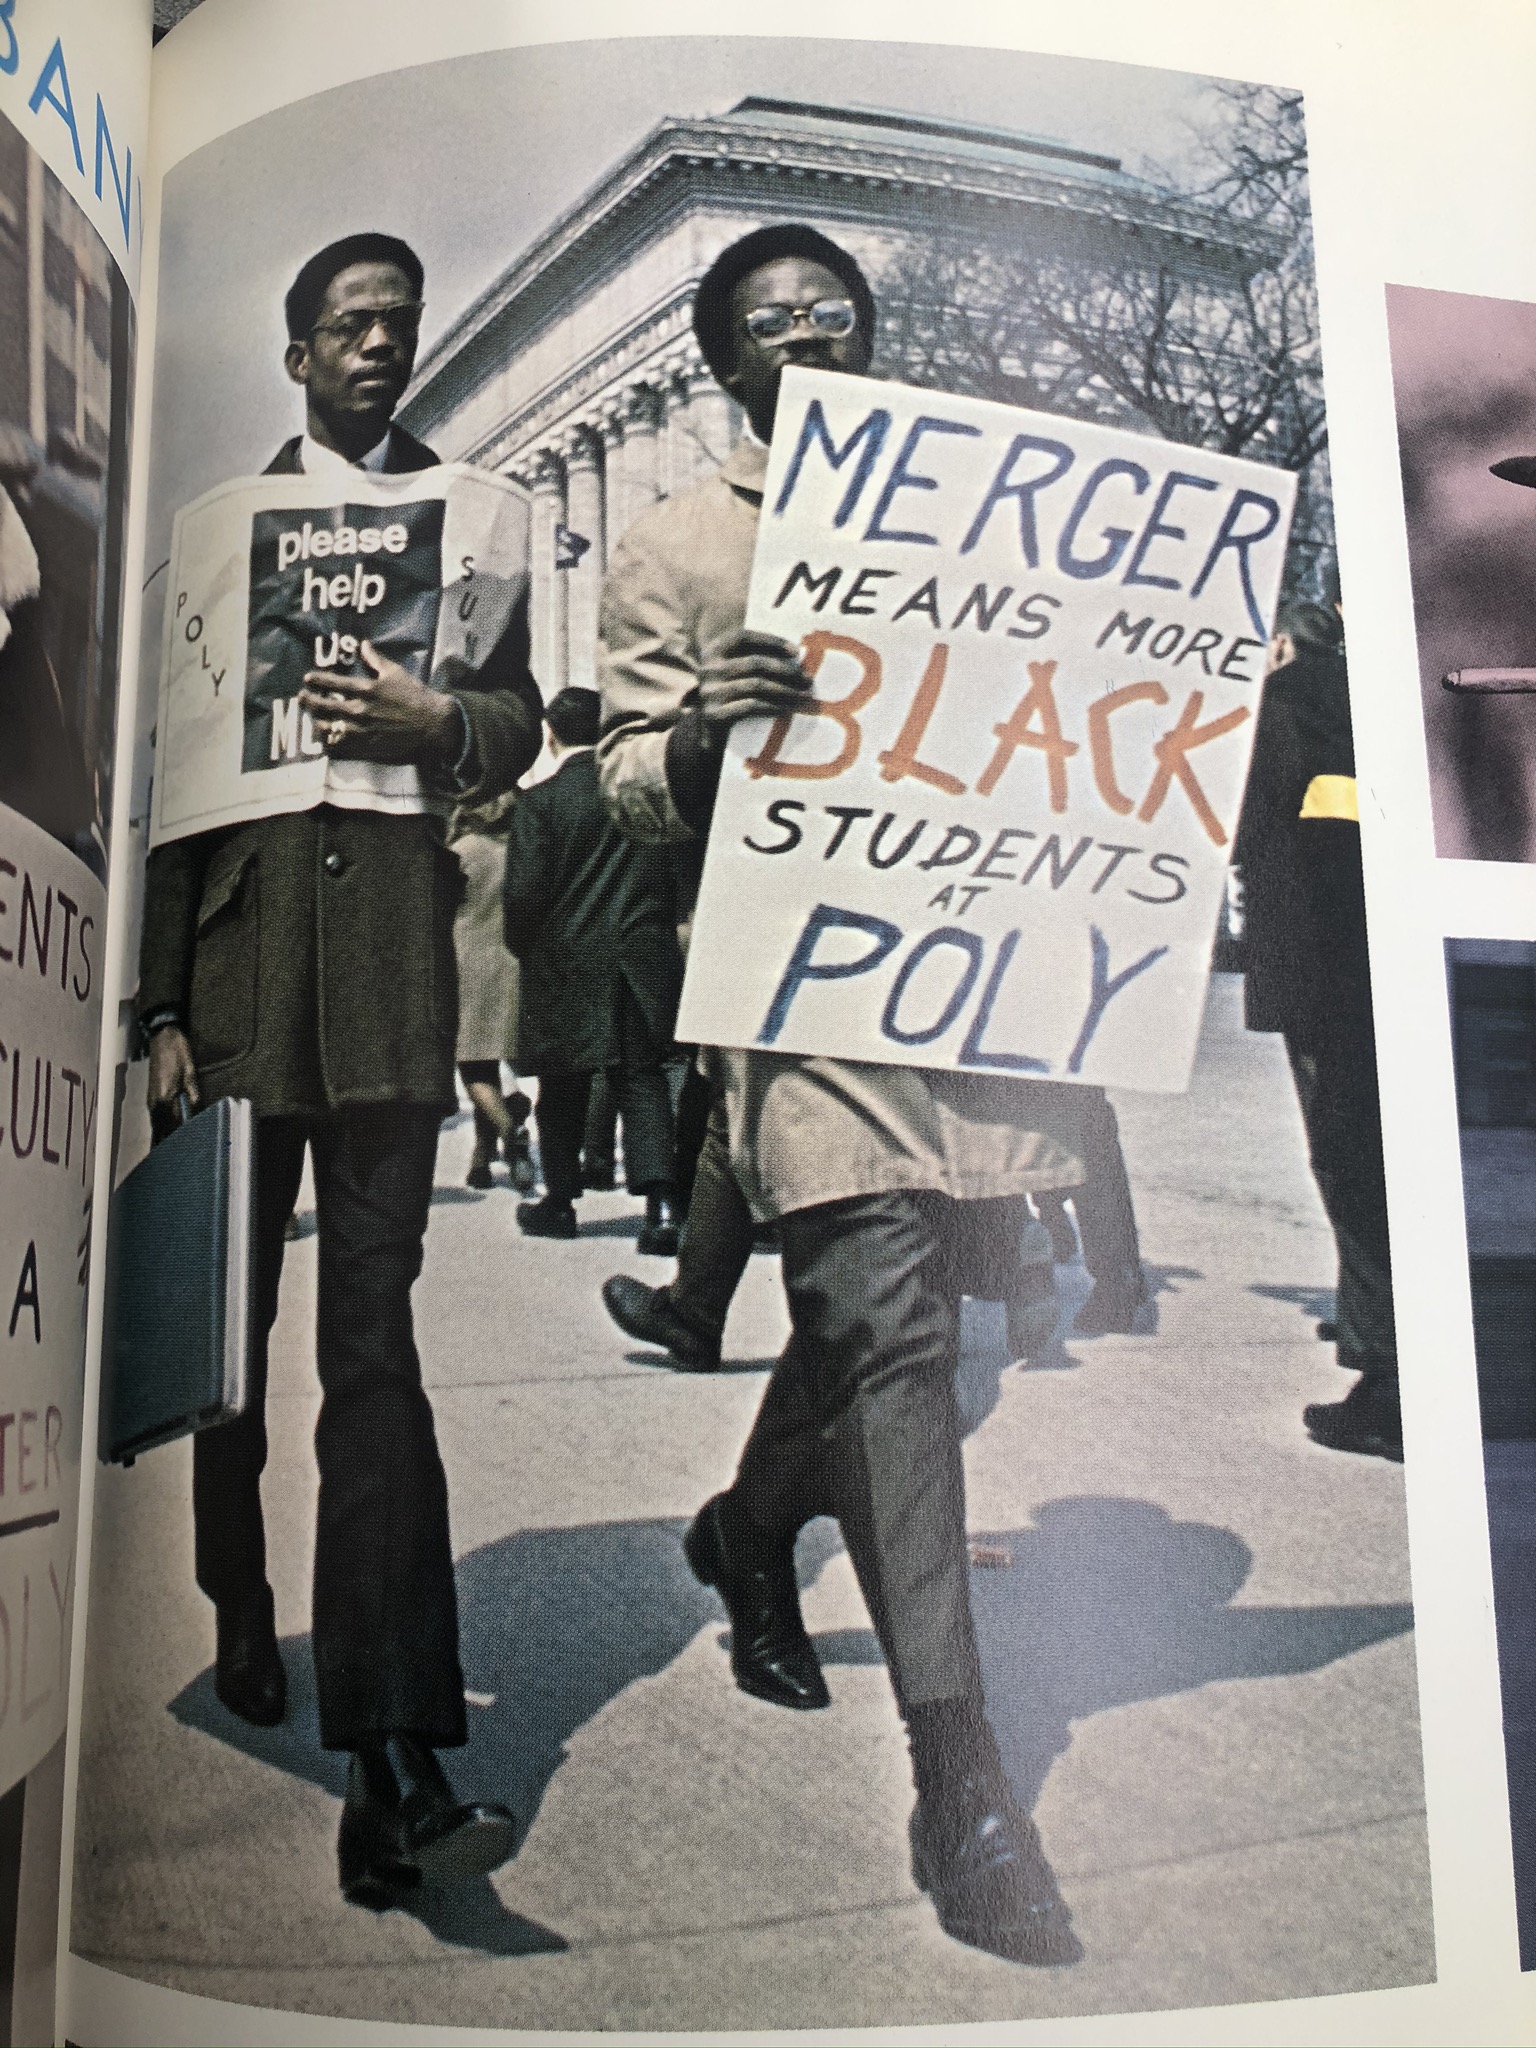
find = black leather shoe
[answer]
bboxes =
[465,1148,495,1191]
[683,1495,829,1710]
[601,1275,720,1371]
[389,1736,518,1883]
[1304,1376,1403,1462]
[910,1774,1080,1965]
[1073,1266,1148,1336]
[506,1131,538,1195]
[636,1191,681,1259]
[215,1585,287,1728]
[339,1750,420,1909]
[517,1197,578,1239]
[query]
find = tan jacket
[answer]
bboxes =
[597,437,1085,1220]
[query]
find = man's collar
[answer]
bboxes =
[299,425,395,475]
[720,435,769,499]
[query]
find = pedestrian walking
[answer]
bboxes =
[504,686,684,1253]
[449,789,536,1192]
[138,232,530,1904]
[597,221,1085,1964]
[1033,1087,1148,1334]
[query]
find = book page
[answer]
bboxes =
[59,2,1536,2045]
[0,1,151,2042]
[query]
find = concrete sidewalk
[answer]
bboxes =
[69,976,1432,2033]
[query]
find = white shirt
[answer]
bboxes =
[297,427,394,476]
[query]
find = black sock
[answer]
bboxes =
[906,1694,998,1806]
[351,1742,399,1805]
[386,1733,452,1801]
[713,1489,796,1570]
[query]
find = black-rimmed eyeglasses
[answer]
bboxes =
[743,297,857,346]
[308,301,424,349]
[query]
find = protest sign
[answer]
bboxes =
[678,369,1298,1093]
[0,807,103,1794]
[150,465,530,849]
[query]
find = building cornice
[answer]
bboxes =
[402,106,1273,443]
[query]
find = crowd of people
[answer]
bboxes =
[135,219,1400,1963]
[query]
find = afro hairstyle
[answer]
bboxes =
[691,223,876,386]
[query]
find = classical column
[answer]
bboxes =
[599,407,628,554]
[562,425,606,690]
[609,381,662,544]
[527,448,567,698]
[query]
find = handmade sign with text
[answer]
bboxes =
[150,465,530,848]
[0,808,103,1795]
[678,369,1297,1092]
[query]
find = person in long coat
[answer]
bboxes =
[449,788,537,1191]
[1233,597,1399,1459]
[138,233,538,1903]
[596,223,1084,1965]
[503,686,683,1253]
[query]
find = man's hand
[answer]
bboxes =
[694,628,812,732]
[298,640,460,768]
[147,1025,200,1118]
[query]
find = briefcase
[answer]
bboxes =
[99,1097,255,1465]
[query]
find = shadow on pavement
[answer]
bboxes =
[169,1498,1412,1958]
[1251,1282,1336,1322]
[968,1497,1412,1809]
[622,1348,778,1376]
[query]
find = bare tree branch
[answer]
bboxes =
[872,80,1333,594]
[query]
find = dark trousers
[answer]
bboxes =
[582,1068,619,1181]
[668,1089,757,1343]
[1034,1087,1140,1279]
[727,1189,984,1712]
[193,1107,468,1752]
[535,979,676,1205]
[1286,1034,1397,1376]
[671,1057,714,1208]
[536,1065,673,1205]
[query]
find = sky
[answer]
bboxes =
[144,33,1231,555]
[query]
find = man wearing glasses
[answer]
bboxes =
[598,223,1084,1966]
[138,234,538,1904]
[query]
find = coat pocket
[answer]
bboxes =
[188,844,260,1067]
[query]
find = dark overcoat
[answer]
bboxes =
[502,747,683,1077]
[1232,645,1373,1054]
[137,427,543,1115]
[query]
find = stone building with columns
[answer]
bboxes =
[399,96,1275,697]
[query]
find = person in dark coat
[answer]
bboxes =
[137,233,540,1903]
[1233,597,1399,1460]
[504,686,683,1253]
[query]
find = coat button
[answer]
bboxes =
[324,852,346,877]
